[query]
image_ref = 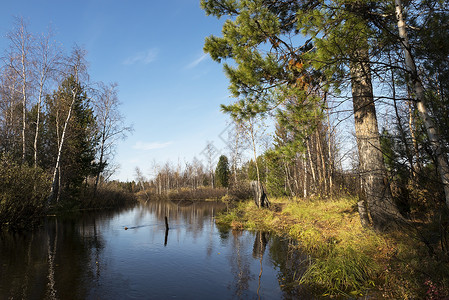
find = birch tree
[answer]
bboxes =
[6,17,33,163]
[394,0,449,209]
[93,82,132,193]
[48,46,88,204]
[32,29,61,168]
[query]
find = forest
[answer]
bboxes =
[136,0,449,232]
[0,18,133,227]
[2,0,449,297]
[130,0,449,296]
[198,0,449,297]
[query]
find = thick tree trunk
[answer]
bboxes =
[395,0,449,208]
[350,49,403,230]
[251,181,269,208]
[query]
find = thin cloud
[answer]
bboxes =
[185,53,208,69]
[123,49,158,65]
[133,141,172,151]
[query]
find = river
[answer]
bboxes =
[0,200,311,299]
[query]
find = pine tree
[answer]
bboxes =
[202,0,404,229]
[265,149,287,197]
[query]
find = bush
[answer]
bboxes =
[79,183,137,209]
[0,155,51,227]
[228,181,253,201]
[167,187,227,201]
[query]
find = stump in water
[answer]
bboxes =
[250,181,270,208]
[165,216,169,231]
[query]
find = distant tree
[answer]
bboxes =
[265,150,287,197]
[203,141,217,188]
[93,82,132,194]
[215,155,230,188]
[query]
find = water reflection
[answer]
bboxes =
[0,201,312,299]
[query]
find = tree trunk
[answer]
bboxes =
[326,104,334,195]
[48,90,76,205]
[357,199,370,228]
[408,100,421,175]
[249,119,263,207]
[303,155,308,198]
[306,139,316,194]
[94,133,105,195]
[395,0,449,208]
[350,48,403,230]
[316,130,328,196]
[21,50,27,163]
[34,73,46,168]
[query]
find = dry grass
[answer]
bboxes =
[215,196,449,298]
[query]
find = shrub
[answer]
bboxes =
[0,155,51,227]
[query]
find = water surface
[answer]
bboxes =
[0,200,309,299]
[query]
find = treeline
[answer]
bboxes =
[133,155,246,202]
[133,122,349,204]
[0,18,133,227]
[199,0,449,234]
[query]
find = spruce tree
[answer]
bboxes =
[215,155,230,188]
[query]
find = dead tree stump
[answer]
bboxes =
[250,181,270,208]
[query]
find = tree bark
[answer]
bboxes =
[395,0,449,208]
[19,23,28,163]
[350,48,403,230]
[48,90,76,205]
[306,139,316,194]
[94,131,105,195]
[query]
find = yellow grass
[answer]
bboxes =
[215,196,449,298]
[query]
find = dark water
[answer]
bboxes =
[0,201,310,299]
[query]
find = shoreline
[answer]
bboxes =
[214,196,449,298]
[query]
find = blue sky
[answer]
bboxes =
[0,0,237,181]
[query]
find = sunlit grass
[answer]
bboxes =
[215,196,449,298]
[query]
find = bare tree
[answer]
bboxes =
[135,167,148,195]
[93,82,132,193]
[0,62,21,154]
[32,28,61,167]
[203,141,218,188]
[238,115,269,208]
[6,17,33,162]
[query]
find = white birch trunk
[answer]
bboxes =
[395,0,449,208]
[48,89,76,204]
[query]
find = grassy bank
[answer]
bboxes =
[215,197,449,298]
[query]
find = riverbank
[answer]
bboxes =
[215,196,449,298]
